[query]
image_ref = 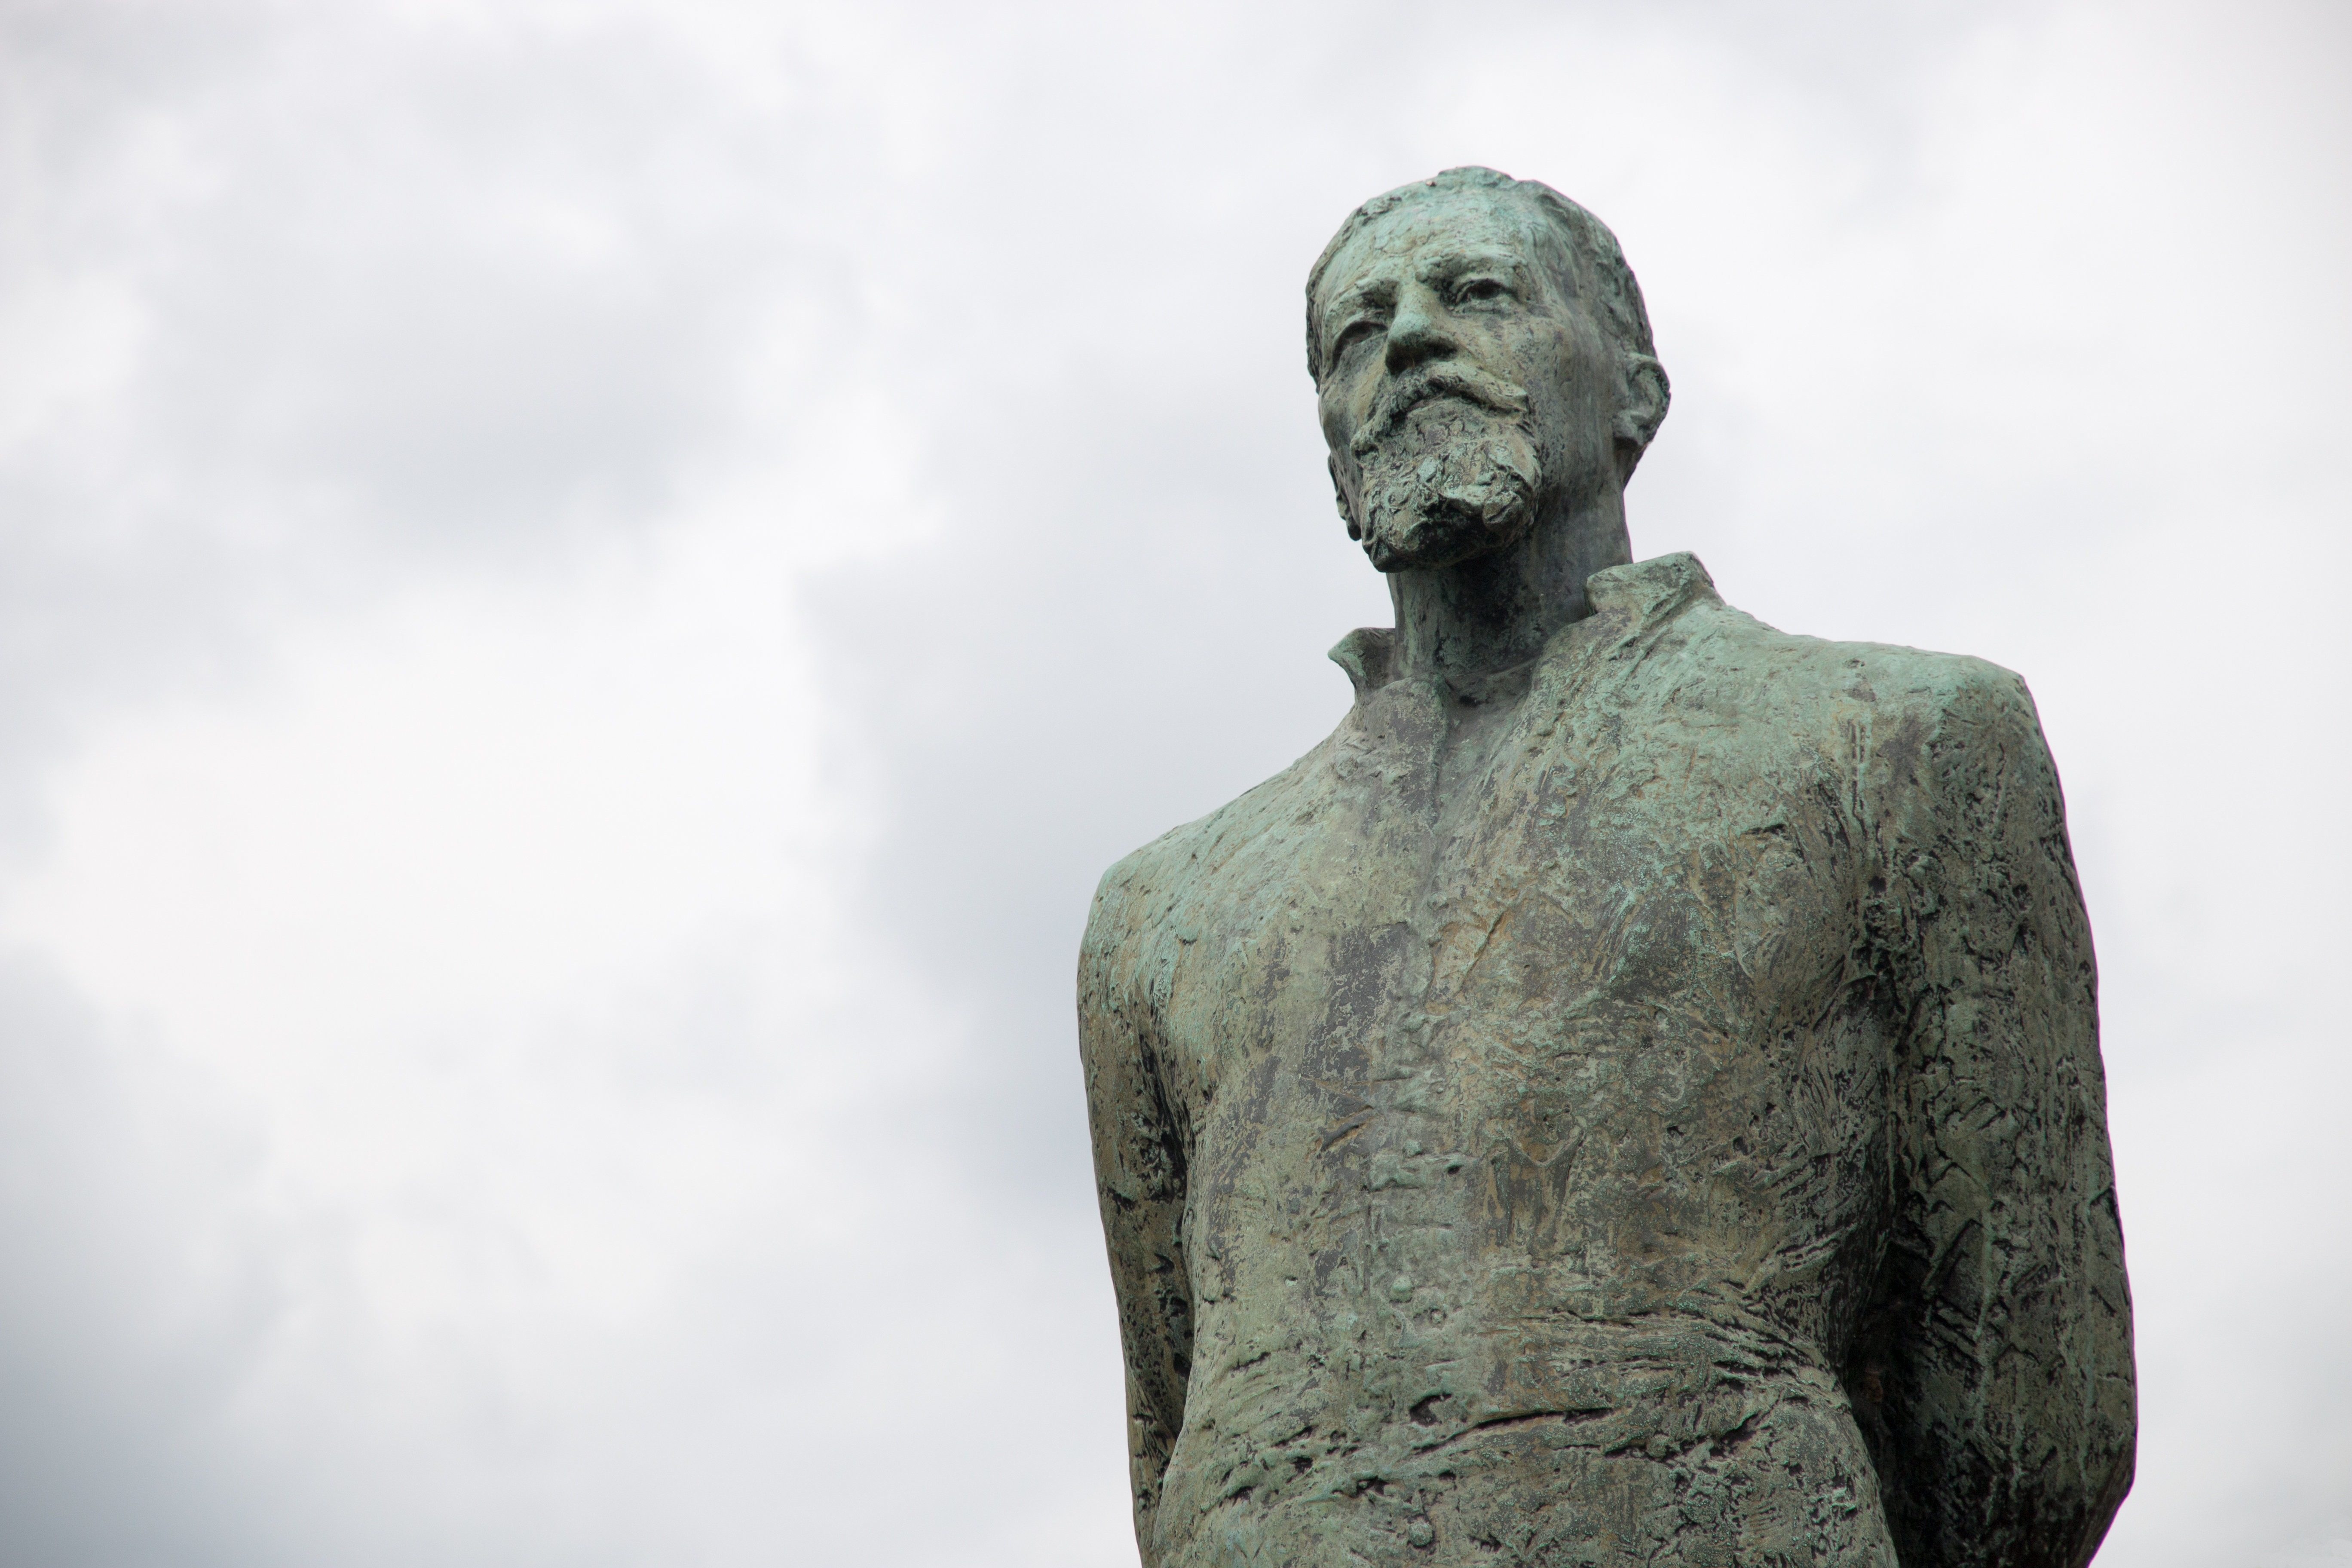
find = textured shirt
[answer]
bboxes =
[1079,554,2135,1567]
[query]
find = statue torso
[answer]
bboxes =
[1112,559,1933,1565]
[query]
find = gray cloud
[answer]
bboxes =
[0,0,2344,1564]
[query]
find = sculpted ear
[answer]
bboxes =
[1613,352,1671,484]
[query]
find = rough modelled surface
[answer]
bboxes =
[1078,169,2133,1567]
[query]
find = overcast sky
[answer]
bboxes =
[0,1,2346,1564]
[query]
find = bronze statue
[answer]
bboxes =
[1079,167,2134,1567]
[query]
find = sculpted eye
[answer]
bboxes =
[1332,318,1384,357]
[1454,277,1509,305]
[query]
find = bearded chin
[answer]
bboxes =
[1351,404,1543,573]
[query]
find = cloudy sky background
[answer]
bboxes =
[1,0,2346,1563]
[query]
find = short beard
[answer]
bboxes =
[1346,369,1543,573]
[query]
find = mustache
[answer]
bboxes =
[1350,364,1529,456]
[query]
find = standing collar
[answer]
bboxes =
[1328,551,1721,703]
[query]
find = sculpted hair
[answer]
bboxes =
[1305,167,1669,464]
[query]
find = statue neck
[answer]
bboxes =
[1387,487,1633,686]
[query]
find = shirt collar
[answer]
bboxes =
[1328,551,1721,704]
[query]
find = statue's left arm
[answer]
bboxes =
[1859,663,2137,1568]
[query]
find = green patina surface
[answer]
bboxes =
[1078,170,2133,1568]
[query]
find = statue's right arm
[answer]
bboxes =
[1078,867,1193,1559]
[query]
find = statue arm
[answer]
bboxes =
[1077,870,1193,1559]
[1862,666,2137,1568]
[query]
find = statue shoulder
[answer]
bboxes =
[1083,735,1340,956]
[1681,601,2048,756]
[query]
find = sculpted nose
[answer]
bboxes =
[1384,287,1457,374]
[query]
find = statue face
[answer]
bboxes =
[1314,190,1623,573]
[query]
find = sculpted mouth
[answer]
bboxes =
[1352,367,1530,456]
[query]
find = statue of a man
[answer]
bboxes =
[1078,167,2135,1568]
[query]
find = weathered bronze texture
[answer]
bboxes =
[1080,168,2135,1568]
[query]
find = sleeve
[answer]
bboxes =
[1077,866,1194,1561]
[1856,664,2137,1568]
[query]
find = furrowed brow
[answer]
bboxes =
[1326,276,1394,322]
[1415,246,1522,284]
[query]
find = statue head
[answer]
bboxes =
[1307,168,1669,574]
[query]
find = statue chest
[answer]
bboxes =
[1151,711,1894,1336]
